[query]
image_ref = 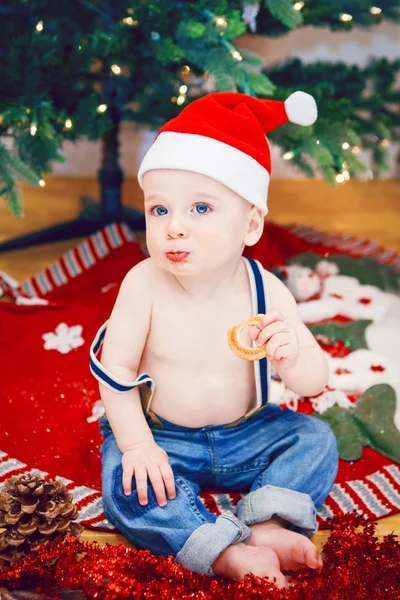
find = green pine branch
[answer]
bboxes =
[0,0,399,214]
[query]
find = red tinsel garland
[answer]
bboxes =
[0,512,399,599]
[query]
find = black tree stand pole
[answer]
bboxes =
[0,79,146,253]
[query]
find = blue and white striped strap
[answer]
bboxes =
[89,320,155,395]
[242,257,270,411]
[90,258,269,411]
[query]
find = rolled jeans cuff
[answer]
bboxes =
[236,484,318,539]
[175,512,252,576]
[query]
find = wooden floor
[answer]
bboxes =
[0,177,399,552]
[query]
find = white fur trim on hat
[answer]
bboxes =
[137,131,269,215]
[285,91,317,127]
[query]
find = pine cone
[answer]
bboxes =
[0,473,84,566]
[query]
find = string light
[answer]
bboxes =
[179,85,188,94]
[370,7,382,15]
[181,65,190,75]
[30,124,37,136]
[97,104,107,113]
[294,2,304,11]
[177,95,186,106]
[111,64,121,75]
[342,170,350,181]
[283,151,294,160]
[65,119,72,129]
[336,174,345,183]
[340,13,353,22]
[230,49,243,61]
[316,140,320,144]
[342,161,348,169]
[36,21,44,32]
[380,139,389,147]
[215,16,227,27]
[39,179,45,187]
[342,142,350,149]
[122,17,137,25]
[352,146,360,154]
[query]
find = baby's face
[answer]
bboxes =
[143,169,252,276]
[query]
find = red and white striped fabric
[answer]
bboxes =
[0,221,399,532]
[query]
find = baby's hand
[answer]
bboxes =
[122,441,176,507]
[249,310,299,365]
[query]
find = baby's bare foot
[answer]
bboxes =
[247,519,323,572]
[212,541,287,588]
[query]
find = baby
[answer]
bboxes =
[90,91,339,588]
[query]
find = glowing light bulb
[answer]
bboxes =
[316,140,320,145]
[230,49,243,61]
[342,170,350,181]
[30,124,37,136]
[294,2,304,11]
[336,174,345,183]
[370,7,382,15]
[380,139,389,147]
[177,95,186,106]
[215,16,227,27]
[283,151,294,160]
[65,119,72,129]
[179,85,188,94]
[123,17,135,25]
[342,142,350,149]
[340,13,353,22]
[111,64,121,75]
[97,104,107,113]
[352,146,360,154]
[181,65,190,75]
[39,179,45,187]
[36,21,44,32]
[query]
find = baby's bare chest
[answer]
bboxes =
[147,292,254,368]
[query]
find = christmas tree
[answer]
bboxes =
[0,0,398,222]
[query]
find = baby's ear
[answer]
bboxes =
[244,204,264,247]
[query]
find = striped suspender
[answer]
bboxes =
[89,321,156,398]
[242,257,270,411]
[90,257,269,412]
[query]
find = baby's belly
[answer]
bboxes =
[144,362,257,428]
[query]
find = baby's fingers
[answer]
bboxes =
[122,465,134,496]
[160,463,176,501]
[249,325,260,340]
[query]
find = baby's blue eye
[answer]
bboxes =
[194,204,210,214]
[153,206,168,216]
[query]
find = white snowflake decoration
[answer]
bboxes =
[42,323,84,354]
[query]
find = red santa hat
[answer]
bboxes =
[137,91,317,216]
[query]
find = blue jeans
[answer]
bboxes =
[99,403,338,576]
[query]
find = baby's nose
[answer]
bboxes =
[166,219,188,238]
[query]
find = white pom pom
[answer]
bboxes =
[284,91,317,126]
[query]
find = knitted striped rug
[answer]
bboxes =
[0,221,399,532]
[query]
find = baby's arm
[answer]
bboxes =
[99,260,176,505]
[250,270,329,397]
[100,260,154,451]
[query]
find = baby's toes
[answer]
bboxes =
[291,538,307,566]
[291,538,320,570]
[304,543,322,569]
